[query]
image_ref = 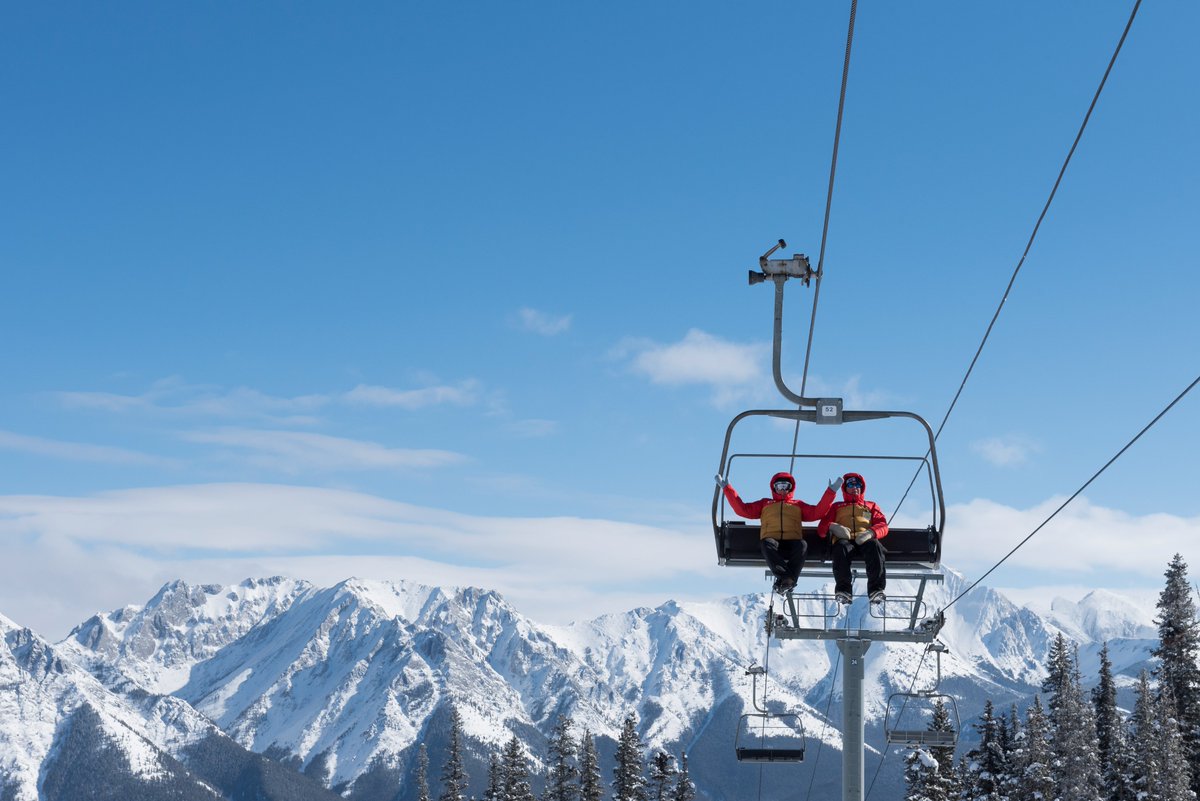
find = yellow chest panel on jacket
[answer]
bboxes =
[760,502,806,540]
[835,504,872,534]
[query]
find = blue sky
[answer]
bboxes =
[2,2,1198,637]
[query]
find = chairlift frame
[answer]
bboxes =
[712,408,946,571]
[883,643,960,748]
[734,665,807,763]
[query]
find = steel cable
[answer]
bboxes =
[790,0,858,474]
[891,0,1143,519]
[942,371,1200,613]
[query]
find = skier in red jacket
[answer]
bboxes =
[716,471,841,594]
[817,472,888,605]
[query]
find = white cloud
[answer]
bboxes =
[0,483,1191,641]
[0,430,179,467]
[342,381,479,409]
[616,329,768,406]
[944,496,1200,581]
[55,377,328,424]
[182,429,468,472]
[971,435,1041,467]
[515,307,572,336]
[0,483,717,637]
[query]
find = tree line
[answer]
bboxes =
[906,553,1200,801]
[423,711,695,801]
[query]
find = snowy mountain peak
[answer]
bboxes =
[61,576,311,694]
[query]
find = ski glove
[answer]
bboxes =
[715,473,728,489]
[828,523,851,541]
[828,476,843,493]
[854,530,875,545]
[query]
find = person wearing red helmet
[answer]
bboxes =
[817,471,888,605]
[716,471,841,594]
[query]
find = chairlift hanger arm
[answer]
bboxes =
[747,239,821,408]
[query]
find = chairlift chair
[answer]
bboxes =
[712,407,946,571]
[734,665,807,763]
[883,643,960,748]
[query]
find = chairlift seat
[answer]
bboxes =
[885,730,957,747]
[735,747,806,762]
[718,521,941,570]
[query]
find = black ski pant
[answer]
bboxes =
[831,537,886,596]
[760,537,807,583]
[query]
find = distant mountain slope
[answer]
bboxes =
[0,611,344,801]
[1,570,1160,801]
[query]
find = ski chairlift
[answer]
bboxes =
[883,642,960,748]
[712,239,946,576]
[735,665,807,763]
[712,407,946,571]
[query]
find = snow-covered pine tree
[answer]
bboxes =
[1047,645,1103,801]
[484,753,503,801]
[1093,641,1137,801]
[1153,553,1200,796]
[965,700,1005,801]
[995,705,1018,801]
[500,735,536,801]
[418,743,431,801]
[546,716,579,801]
[1043,632,1073,718]
[647,751,676,801]
[954,755,972,801]
[672,753,695,801]
[578,731,603,801]
[1013,695,1055,801]
[905,748,943,801]
[612,714,647,801]
[440,708,470,801]
[1153,684,1195,801]
[1129,670,1162,801]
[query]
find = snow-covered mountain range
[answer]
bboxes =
[0,570,1159,801]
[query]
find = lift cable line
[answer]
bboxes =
[790,0,859,475]
[891,0,1144,518]
[800,0,857,397]
[941,371,1200,614]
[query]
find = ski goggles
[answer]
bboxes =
[844,477,863,489]
[772,481,793,492]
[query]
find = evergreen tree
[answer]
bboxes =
[578,732,603,801]
[997,705,1020,801]
[647,752,676,801]
[1154,553,1200,796]
[546,716,579,801]
[1093,641,1137,801]
[501,736,536,801]
[1154,685,1194,801]
[1047,645,1103,801]
[954,755,973,801]
[1014,695,1055,801]
[1043,632,1073,718]
[418,744,431,801]
[440,709,469,801]
[671,753,695,801]
[1129,671,1161,801]
[612,714,647,801]
[965,700,1004,801]
[484,753,503,801]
